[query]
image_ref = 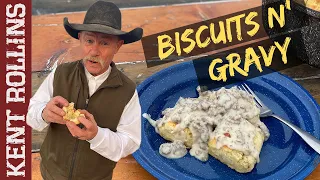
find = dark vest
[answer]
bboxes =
[40,60,136,180]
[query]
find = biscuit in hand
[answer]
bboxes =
[62,102,85,124]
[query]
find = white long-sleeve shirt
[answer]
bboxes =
[27,65,141,162]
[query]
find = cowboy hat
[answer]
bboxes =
[63,1,143,44]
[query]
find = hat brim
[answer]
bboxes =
[63,17,143,44]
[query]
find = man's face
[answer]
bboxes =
[79,31,124,76]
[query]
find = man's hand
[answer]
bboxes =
[66,110,98,140]
[42,96,69,124]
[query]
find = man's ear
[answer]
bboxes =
[115,39,124,53]
[78,32,82,40]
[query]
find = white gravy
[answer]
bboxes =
[143,86,269,162]
[159,140,188,159]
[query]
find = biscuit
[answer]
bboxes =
[208,130,264,173]
[62,102,85,124]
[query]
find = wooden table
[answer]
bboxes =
[31,0,320,179]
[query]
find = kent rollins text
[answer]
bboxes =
[6,3,26,177]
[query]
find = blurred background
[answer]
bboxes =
[32,0,224,15]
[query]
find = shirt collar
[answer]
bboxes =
[84,65,112,82]
[78,60,123,88]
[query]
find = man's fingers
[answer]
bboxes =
[49,104,65,116]
[66,121,78,137]
[66,117,97,141]
[46,110,65,124]
[66,125,76,137]
[78,117,93,130]
[66,121,86,136]
[78,110,94,122]
[53,96,69,107]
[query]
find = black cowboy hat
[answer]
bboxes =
[63,1,143,44]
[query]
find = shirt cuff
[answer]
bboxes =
[37,104,50,126]
[87,126,104,146]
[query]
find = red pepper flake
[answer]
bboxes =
[224,133,231,138]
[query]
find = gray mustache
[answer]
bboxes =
[83,56,102,62]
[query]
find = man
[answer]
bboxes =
[27,1,143,179]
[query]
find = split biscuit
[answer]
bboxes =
[62,102,85,124]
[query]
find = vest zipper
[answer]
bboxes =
[68,139,79,180]
[68,98,89,180]
[85,98,89,109]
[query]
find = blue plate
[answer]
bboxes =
[133,61,320,180]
